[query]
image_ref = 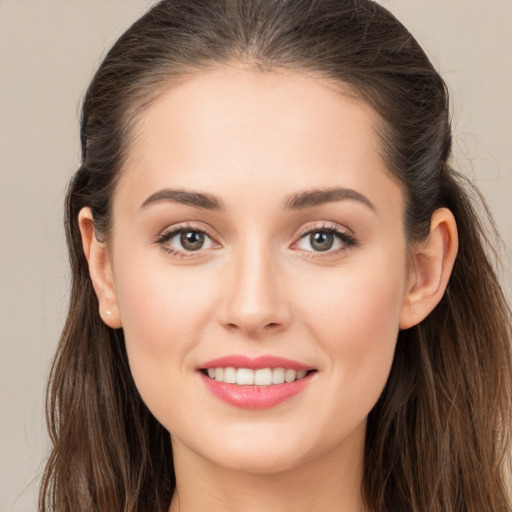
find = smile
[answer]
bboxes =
[203,367,310,386]
[198,355,317,409]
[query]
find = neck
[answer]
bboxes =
[168,427,367,512]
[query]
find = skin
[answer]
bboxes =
[79,67,458,512]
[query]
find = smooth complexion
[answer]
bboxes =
[79,68,457,512]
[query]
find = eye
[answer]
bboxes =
[293,223,357,256]
[155,223,218,258]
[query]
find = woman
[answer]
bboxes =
[39,0,512,511]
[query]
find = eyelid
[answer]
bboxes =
[294,221,354,241]
[156,222,217,242]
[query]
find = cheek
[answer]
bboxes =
[111,257,221,408]
[114,262,213,349]
[298,251,407,405]
[111,259,221,427]
[303,251,405,334]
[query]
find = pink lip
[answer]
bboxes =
[199,354,312,371]
[198,355,316,409]
[199,372,315,410]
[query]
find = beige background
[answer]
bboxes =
[0,1,510,511]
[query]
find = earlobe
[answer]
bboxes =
[78,207,122,329]
[400,208,458,330]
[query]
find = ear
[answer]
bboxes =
[400,208,458,330]
[78,207,122,328]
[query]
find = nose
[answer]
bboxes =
[217,239,292,337]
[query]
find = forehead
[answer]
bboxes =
[116,67,401,219]
[128,67,378,159]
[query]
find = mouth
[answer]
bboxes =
[198,355,317,409]
[199,367,316,386]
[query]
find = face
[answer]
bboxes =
[104,68,410,474]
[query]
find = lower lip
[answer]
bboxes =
[200,372,314,410]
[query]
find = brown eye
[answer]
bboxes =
[156,225,217,257]
[180,230,205,251]
[294,224,357,256]
[309,231,334,252]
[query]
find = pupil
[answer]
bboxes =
[181,231,204,251]
[311,232,333,251]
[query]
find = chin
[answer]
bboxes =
[209,446,309,475]
[171,423,314,476]
[199,423,341,476]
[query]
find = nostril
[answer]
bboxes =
[225,322,279,331]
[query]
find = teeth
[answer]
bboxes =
[272,367,285,384]
[236,368,254,385]
[284,369,296,383]
[224,367,237,384]
[254,368,272,386]
[205,367,310,385]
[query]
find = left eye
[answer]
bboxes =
[294,227,356,253]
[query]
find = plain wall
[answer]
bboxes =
[0,1,510,510]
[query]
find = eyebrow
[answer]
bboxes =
[139,186,376,213]
[140,189,223,211]
[283,187,376,212]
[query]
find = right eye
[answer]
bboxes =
[156,224,218,258]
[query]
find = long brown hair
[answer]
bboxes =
[40,1,512,511]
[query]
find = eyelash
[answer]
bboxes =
[155,222,357,259]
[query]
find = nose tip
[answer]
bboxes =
[220,287,291,337]
[217,252,292,337]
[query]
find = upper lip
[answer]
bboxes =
[199,355,313,371]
